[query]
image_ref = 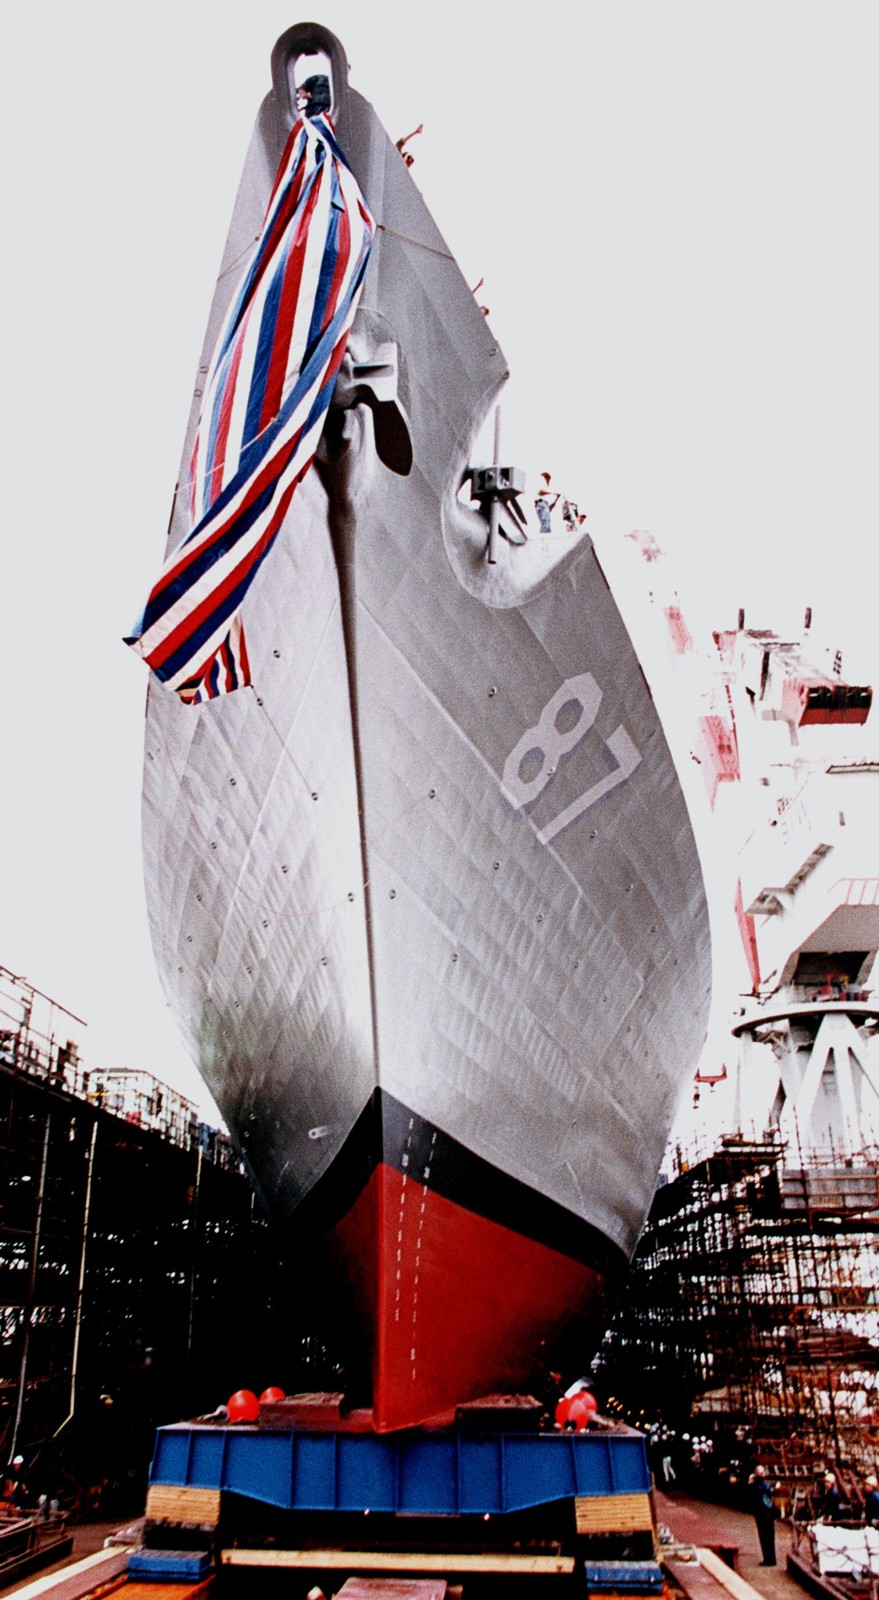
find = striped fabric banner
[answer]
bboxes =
[127,112,375,702]
[176,614,251,705]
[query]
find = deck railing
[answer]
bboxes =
[0,965,239,1171]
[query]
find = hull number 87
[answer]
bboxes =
[502,674,641,844]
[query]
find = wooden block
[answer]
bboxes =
[118,1584,214,1599]
[145,1483,221,1527]
[664,1557,731,1600]
[4,1546,131,1599]
[575,1492,654,1535]
[694,1548,760,1600]
[259,1392,344,1429]
[337,1579,447,1600]
[455,1395,543,1432]
[220,1549,575,1574]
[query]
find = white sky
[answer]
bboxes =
[1,1,877,1118]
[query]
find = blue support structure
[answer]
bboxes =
[150,1423,650,1517]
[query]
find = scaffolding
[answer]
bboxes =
[0,964,239,1165]
[0,966,321,1509]
[595,1135,879,1499]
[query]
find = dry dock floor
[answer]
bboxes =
[0,1520,122,1598]
[656,1491,804,1600]
[1,1497,814,1600]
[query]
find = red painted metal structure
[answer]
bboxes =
[333,1166,602,1432]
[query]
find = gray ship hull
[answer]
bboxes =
[141,24,711,1428]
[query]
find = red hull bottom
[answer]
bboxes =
[332,1161,607,1432]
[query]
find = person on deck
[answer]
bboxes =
[822,1472,842,1522]
[562,498,586,533]
[535,472,559,533]
[2,1456,31,1514]
[863,1474,879,1525]
[395,123,423,166]
[748,1465,777,1566]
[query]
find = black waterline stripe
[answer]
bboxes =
[289,1087,625,1282]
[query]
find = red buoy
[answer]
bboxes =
[567,1391,598,1430]
[555,1395,572,1427]
[259,1386,286,1405]
[555,1388,598,1430]
[227,1388,259,1423]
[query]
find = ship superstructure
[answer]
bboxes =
[138,23,711,1430]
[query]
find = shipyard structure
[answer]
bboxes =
[0,965,327,1508]
[596,615,879,1508]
